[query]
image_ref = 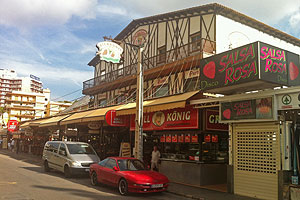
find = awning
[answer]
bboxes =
[116,91,199,116]
[39,115,70,127]
[20,121,31,128]
[60,105,121,125]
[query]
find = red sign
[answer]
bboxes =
[105,110,128,127]
[172,135,178,142]
[7,120,19,132]
[166,135,171,143]
[204,134,211,142]
[212,135,218,143]
[160,135,165,142]
[205,110,228,131]
[130,106,198,131]
[191,134,198,143]
[185,134,191,142]
[178,134,184,143]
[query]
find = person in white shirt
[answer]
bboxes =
[151,146,161,171]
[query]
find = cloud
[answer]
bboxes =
[0,0,98,28]
[289,9,300,29]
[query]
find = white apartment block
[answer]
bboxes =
[46,101,72,116]
[0,69,43,107]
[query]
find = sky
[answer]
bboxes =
[0,0,299,101]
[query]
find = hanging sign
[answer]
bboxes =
[88,122,101,130]
[185,134,191,142]
[7,120,19,132]
[191,134,198,143]
[204,134,211,142]
[105,110,128,127]
[130,106,198,131]
[172,135,178,143]
[96,41,123,64]
[160,135,166,142]
[178,134,184,143]
[205,110,228,131]
[166,135,171,143]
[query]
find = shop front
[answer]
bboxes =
[128,105,229,189]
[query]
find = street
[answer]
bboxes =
[0,153,188,200]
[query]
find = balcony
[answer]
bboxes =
[83,38,215,95]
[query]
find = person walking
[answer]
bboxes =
[151,146,161,171]
[11,139,15,152]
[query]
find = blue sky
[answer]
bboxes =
[0,0,299,101]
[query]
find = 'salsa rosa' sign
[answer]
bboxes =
[96,41,123,64]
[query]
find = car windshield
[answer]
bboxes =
[117,159,146,171]
[66,144,95,155]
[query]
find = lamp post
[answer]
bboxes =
[98,38,144,160]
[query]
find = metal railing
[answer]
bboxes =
[83,38,215,92]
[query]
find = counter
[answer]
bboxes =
[160,159,227,186]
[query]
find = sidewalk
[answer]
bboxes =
[0,149,258,200]
[0,149,43,166]
[167,182,258,200]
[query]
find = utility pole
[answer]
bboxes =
[135,46,144,160]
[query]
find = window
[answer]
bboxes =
[154,85,169,98]
[116,95,125,104]
[45,142,59,153]
[118,64,124,76]
[157,46,166,64]
[184,79,200,92]
[59,143,67,156]
[190,33,201,52]
[99,158,108,167]
[66,143,95,155]
[105,158,117,169]
[117,159,145,171]
[99,99,107,107]
[100,70,106,81]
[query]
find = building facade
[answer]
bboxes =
[5,89,50,121]
[45,101,72,116]
[0,69,43,107]
[80,3,300,200]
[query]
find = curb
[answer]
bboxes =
[166,190,205,200]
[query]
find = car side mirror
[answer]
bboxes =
[113,166,119,171]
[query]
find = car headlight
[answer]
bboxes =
[71,161,81,167]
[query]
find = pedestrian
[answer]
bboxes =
[151,145,161,171]
[8,140,11,150]
[16,139,19,154]
[11,139,15,152]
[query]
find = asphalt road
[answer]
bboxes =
[0,153,188,200]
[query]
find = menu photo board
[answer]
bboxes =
[185,134,191,142]
[220,97,274,122]
[166,135,172,143]
[178,134,184,143]
[172,135,178,143]
[191,134,198,143]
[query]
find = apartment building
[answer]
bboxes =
[5,89,50,121]
[0,69,43,107]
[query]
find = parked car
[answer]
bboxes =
[42,141,100,178]
[89,157,169,195]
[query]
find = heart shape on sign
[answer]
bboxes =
[223,109,231,120]
[203,61,216,79]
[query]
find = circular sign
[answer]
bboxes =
[133,29,147,46]
[282,94,292,105]
[152,111,165,127]
[88,122,101,130]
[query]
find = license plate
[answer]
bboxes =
[151,184,163,188]
[85,169,89,172]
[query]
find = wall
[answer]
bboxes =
[216,15,300,54]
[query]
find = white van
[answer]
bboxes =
[42,141,100,178]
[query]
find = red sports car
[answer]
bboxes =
[89,157,169,195]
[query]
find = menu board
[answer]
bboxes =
[191,134,198,143]
[185,134,191,142]
[166,135,171,143]
[160,135,165,142]
[212,135,218,143]
[204,134,211,142]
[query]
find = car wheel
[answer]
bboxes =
[64,165,72,178]
[118,178,128,195]
[91,171,98,186]
[44,160,50,172]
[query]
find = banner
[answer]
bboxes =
[130,106,198,131]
